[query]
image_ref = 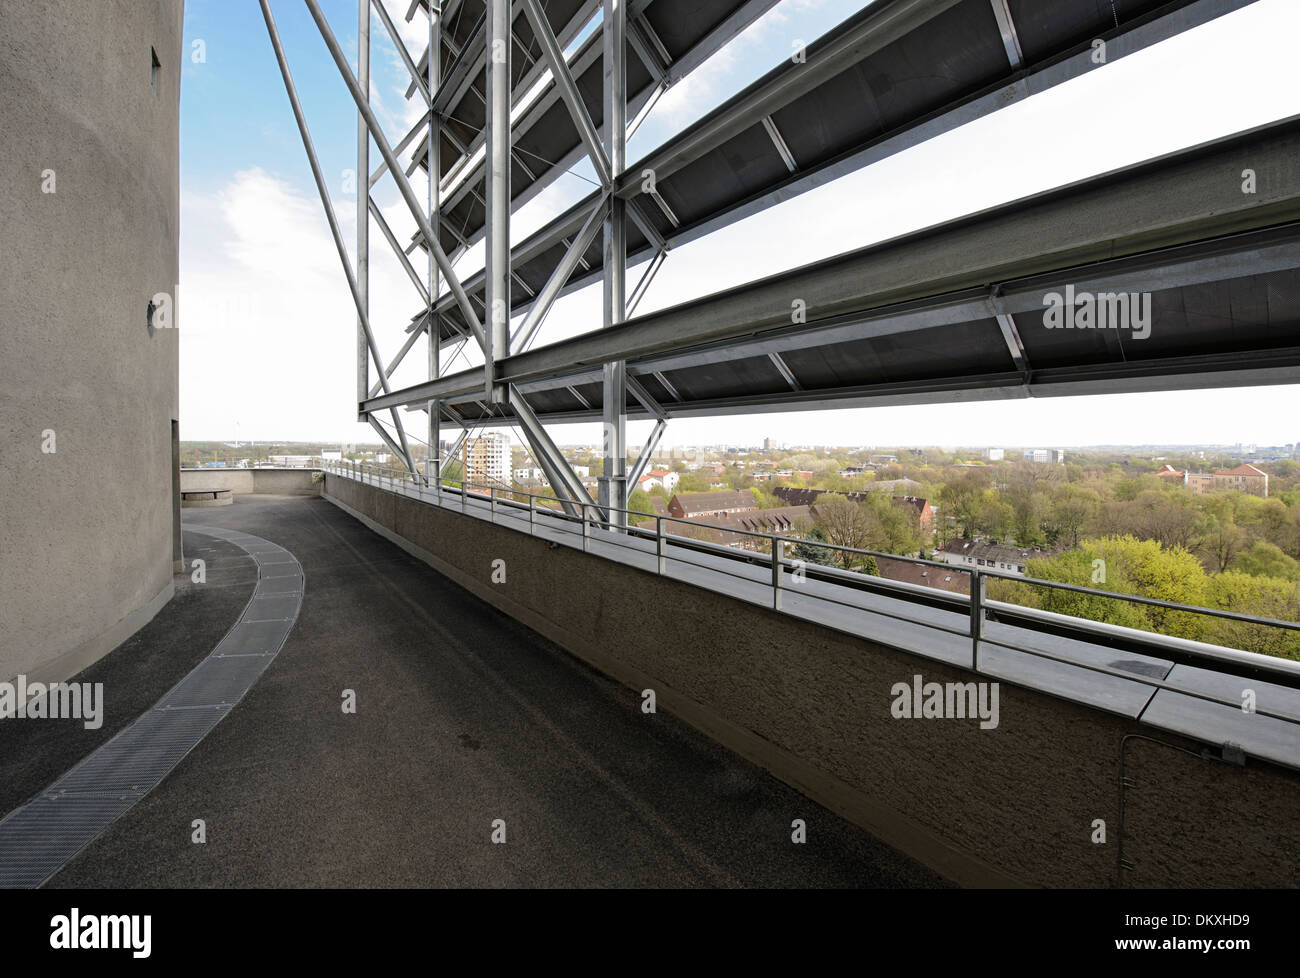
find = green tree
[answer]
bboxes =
[812,495,872,570]
[627,488,657,523]
[996,536,1208,639]
[792,525,837,568]
[1197,506,1249,573]
[1202,572,1300,660]
[1232,542,1300,582]
[1046,485,1100,549]
[939,471,992,540]
[862,493,921,556]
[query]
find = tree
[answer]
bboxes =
[976,492,1015,541]
[856,492,921,556]
[995,536,1208,639]
[1232,542,1300,582]
[441,459,464,489]
[1202,573,1300,660]
[939,471,991,540]
[1046,485,1100,549]
[627,488,657,523]
[812,495,872,569]
[792,525,837,568]
[1197,511,1249,573]
[1100,490,1200,550]
[750,486,781,509]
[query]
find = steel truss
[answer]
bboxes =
[261,0,1288,514]
[262,0,665,517]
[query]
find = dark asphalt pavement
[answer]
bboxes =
[36,494,948,888]
[0,531,256,816]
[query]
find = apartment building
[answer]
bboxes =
[668,490,757,519]
[1156,463,1269,497]
[464,432,511,487]
[934,540,1061,576]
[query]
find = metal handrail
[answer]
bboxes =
[320,459,1300,684]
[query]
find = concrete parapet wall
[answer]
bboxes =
[324,476,1300,888]
[180,468,320,497]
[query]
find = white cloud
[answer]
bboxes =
[180,168,429,444]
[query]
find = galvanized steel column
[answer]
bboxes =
[427,5,441,481]
[485,0,511,402]
[357,0,370,420]
[601,0,628,526]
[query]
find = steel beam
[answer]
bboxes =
[625,373,664,421]
[369,320,426,398]
[421,0,1253,335]
[626,417,666,491]
[369,415,415,474]
[619,0,965,194]
[989,0,1024,69]
[357,0,371,419]
[760,115,798,173]
[768,351,801,392]
[511,195,607,352]
[260,0,410,465]
[626,249,665,317]
[510,387,600,518]
[520,0,611,187]
[427,3,441,484]
[369,198,431,304]
[600,0,628,528]
[304,0,487,353]
[372,0,432,103]
[484,0,510,400]
[362,116,1300,417]
[432,0,780,253]
[368,110,431,188]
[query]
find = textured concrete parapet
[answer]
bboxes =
[180,468,320,497]
[181,489,233,508]
[0,1,185,687]
[324,475,1300,888]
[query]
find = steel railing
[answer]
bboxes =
[316,459,1300,727]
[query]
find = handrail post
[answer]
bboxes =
[656,517,666,575]
[529,494,536,535]
[971,570,984,669]
[490,486,497,519]
[771,537,783,611]
[461,481,467,513]
[582,503,590,552]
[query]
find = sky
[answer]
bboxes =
[177,0,1300,451]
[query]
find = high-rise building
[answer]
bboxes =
[464,432,511,487]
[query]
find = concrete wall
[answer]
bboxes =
[0,1,185,685]
[180,468,320,496]
[325,476,1300,888]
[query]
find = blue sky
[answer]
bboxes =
[178,0,1300,450]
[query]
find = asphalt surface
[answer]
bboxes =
[0,531,256,816]
[38,494,948,888]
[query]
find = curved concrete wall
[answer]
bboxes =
[0,1,184,685]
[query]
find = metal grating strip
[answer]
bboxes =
[0,526,304,888]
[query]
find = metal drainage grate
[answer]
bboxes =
[0,525,304,888]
